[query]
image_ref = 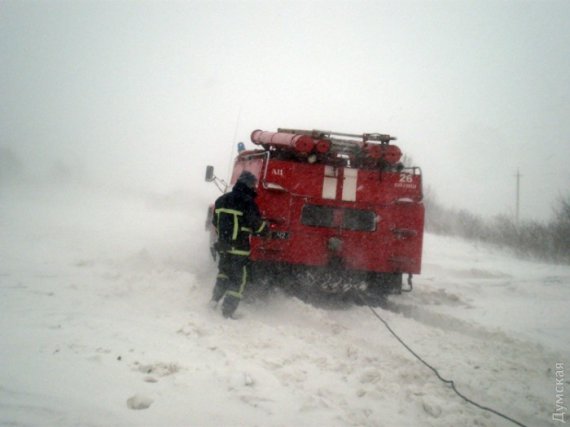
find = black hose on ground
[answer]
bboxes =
[355,290,529,427]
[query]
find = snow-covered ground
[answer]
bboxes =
[1,182,568,427]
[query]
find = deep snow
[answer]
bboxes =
[1,182,568,427]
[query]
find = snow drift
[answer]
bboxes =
[1,181,568,427]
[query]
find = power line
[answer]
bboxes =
[516,169,522,224]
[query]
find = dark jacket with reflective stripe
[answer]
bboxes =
[212,181,266,254]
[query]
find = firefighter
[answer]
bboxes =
[210,170,267,318]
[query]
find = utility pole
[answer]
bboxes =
[515,169,521,224]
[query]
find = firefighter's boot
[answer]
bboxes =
[211,276,228,303]
[222,294,240,319]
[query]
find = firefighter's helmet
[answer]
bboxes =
[237,171,257,189]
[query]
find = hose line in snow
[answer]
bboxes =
[356,291,529,427]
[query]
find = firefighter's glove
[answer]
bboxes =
[258,221,271,238]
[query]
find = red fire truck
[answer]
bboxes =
[205,128,424,300]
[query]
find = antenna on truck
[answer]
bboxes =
[225,107,243,184]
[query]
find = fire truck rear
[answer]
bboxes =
[205,128,424,298]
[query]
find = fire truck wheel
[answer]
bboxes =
[367,272,403,295]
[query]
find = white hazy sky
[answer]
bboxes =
[1,0,569,221]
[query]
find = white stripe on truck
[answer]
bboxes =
[322,166,337,199]
[342,168,357,201]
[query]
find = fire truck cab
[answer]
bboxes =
[206,128,424,297]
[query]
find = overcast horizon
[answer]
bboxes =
[2,0,569,222]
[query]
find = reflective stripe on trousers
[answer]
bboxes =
[225,265,248,299]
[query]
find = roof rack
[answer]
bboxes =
[277,128,396,144]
